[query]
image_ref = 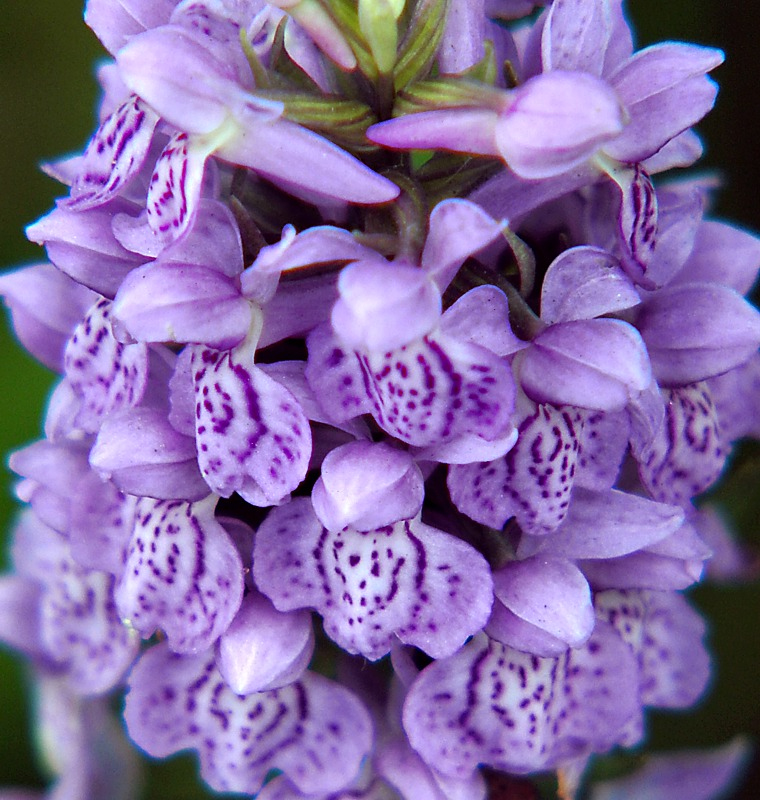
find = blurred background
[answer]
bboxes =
[0,1,758,797]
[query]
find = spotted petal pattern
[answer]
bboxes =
[116,496,243,653]
[124,643,373,795]
[64,298,149,433]
[191,347,311,506]
[614,165,659,287]
[402,625,639,778]
[638,383,726,506]
[449,403,585,534]
[65,96,159,210]
[254,497,493,661]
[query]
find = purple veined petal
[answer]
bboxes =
[0,263,97,372]
[64,96,159,211]
[253,498,493,661]
[439,0,486,75]
[90,406,210,500]
[84,0,177,54]
[636,282,760,386]
[495,71,625,180]
[638,383,725,506]
[606,163,659,286]
[595,589,710,709]
[311,441,424,532]
[540,246,640,324]
[116,495,243,653]
[675,218,760,295]
[402,624,640,778]
[487,557,595,655]
[541,0,612,76]
[376,735,488,800]
[160,198,244,277]
[113,259,252,349]
[25,199,145,297]
[440,285,526,357]
[64,298,149,433]
[366,109,502,158]
[68,470,136,574]
[521,487,685,560]
[518,318,652,411]
[222,108,400,205]
[305,323,375,424]
[332,259,441,352]
[574,408,629,490]
[589,737,750,800]
[449,402,585,534]
[605,43,724,163]
[216,591,314,695]
[421,199,507,293]
[191,347,312,506]
[124,643,373,795]
[358,333,516,448]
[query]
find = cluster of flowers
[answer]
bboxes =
[1,0,759,797]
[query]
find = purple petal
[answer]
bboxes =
[253,498,493,661]
[64,298,149,432]
[542,0,611,75]
[85,0,176,54]
[0,264,97,371]
[216,592,314,695]
[494,71,625,179]
[90,407,210,500]
[64,96,159,210]
[311,441,424,531]
[113,260,252,349]
[518,319,651,411]
[449,402,585,534]
[116,495,244,653]
[541,246,640,323]
[575,409,630,490]
[636,283,760,386]
[402,624,639,777]
[0,574,44,658]
[638,383,725,506]
[124,643,373,795]
[191,348,311,506]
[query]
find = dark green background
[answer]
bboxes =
[1,1,758,797]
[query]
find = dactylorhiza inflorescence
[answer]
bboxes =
[1,1,759,798]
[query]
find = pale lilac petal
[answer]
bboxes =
[636,283,760,386]
[518,319,651,411]
[191,348,311,506]
[367,109,501,158]
[254,498,493,661]
[575,409,630,490]
[590,737,750,800]
[606,43,724,163]
[90,407,210,500]
[332,260,441,352]
[311,442,424,531]
[642,129,704,173]
[85,0,177,54]
[116,495,243,653]
[489,557,594,653]
[0,264,97,371]
[64,96,159,210]
[709,353,760,443]
[113,261,252,349]
[421,200,507,292]
[449,403,585,534]
[439,0,486,75]
[495,71,625,179]
[216,591,314,694]
[542,0,611,75]
[64,298,149,432]
[414,426,518,465]
[638,383,725,506]
[540,246,640,324]
[521,488,684,560]
[124,643,373,795]
[611,164,659,286]
[0,574,44,658]
[694,506,758,582]
[402,625,639,777]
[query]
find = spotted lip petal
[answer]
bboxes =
[115,495,243,654]
[124,643,373,795]
[253,497,493,661]
[402,625,640,778]
[191,347,312,507]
